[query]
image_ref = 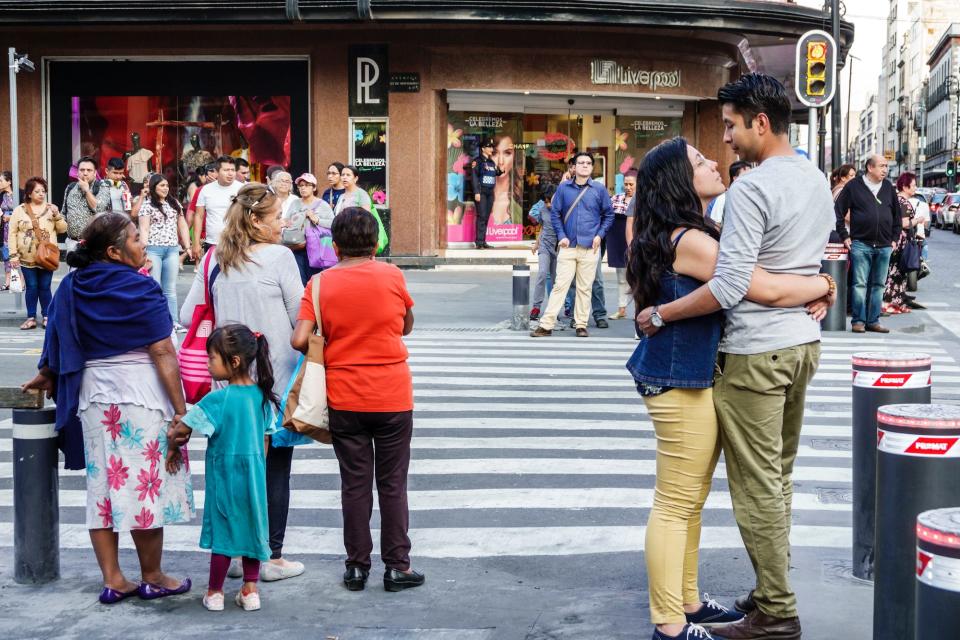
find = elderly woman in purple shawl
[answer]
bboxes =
[22,213,195,605]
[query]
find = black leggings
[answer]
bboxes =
[266,445,294,560]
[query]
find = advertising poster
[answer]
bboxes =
[613,116,682,193]
[446,112,524,245]
[351,120,388,207]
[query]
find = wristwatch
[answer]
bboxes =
[650,306,665,328]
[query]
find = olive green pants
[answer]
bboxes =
[713,341,821,619]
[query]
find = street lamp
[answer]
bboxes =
[8,49,35,202]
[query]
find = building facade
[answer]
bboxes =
[924,23,960,188]
[856,91,879,169]
[0,1,851,256]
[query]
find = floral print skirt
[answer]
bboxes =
[81,402,195,531]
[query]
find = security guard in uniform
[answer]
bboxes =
[471,138,502,249]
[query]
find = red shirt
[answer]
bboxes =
[298,261,414,412]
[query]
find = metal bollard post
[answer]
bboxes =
[916,508,960,640]
[511,264,530,331]
[820,242,848,331]
[851,352,932,580]
[12,407,60,584]
[874,404,960,640]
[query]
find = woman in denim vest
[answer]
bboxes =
[625,137,833,640]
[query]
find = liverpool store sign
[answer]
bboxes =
[590,60,681,90]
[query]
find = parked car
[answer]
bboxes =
[930,192,950,228]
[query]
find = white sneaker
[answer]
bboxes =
[174,323,187,333]
[227,558,243,578]
[202,592,224,611]
[260,559,305,582]
[235,589,261,611]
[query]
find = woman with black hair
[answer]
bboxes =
[22,213,194,604]
[139,174,193,330]
[625,138,833,640]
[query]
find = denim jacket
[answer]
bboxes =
[626,270,723,388]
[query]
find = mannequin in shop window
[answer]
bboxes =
[470,138,501,249]
[124,132,154,188]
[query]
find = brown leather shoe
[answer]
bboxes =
[851,323,865,333]
[575,328,589,338]
[866,323,890,333]
[529,327,553,338]
[710,608,801,639]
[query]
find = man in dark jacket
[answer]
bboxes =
[834,154,900,333]
[470,139,502,249]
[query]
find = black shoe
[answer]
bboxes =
[343,566,369,591]
[734,590,756,614]
[595,318,609,329]
[384,568,425,592]
[575,328,589,338]
[569,318,576,329]
[906,299,926,310]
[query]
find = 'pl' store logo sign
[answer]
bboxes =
[349,44,389,117]
[590,60,681,91]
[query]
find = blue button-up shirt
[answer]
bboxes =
[550,179,614,248]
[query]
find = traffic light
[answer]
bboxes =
[948,161,956,178]
[806,41,828,96]
[795,30,837,107]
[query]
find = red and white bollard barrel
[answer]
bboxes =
[874,404,960,640]
[851,352,932,580]
[916,508,960,640]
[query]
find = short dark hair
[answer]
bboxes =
[331,207,379,257]
[729,161,751,182]
[540,182,558,201]
[24,176,48,199]
[77,156,97,170]
[235,157,250,168]
[204,162,219,175]
[328,162,345,173]
[717,73,792,136]
[341,165,359,179]
[106,157,125,170]
[216,155,237,170]
[572,152,594,166]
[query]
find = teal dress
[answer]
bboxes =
[182,385,276,560]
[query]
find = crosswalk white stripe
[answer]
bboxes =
[0,437,848,458]
[407,347,955,364]
[0,488,849,512]
[0,523,852,554]
[2,459,850,482]
[407,334,929,347]
[409,403,848,418]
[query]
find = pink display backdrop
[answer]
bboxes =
[447,207,523,244]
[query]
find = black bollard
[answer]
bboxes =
[511,264,530,331]
[12,407,60,584]
[916,508,960,640]
[874,404,960,640]
[852,352,932,580]
[820,241,848,331]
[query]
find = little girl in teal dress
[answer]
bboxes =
[166,324,278,612]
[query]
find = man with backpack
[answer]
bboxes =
[63,156,110,251]
[530,152,613,338]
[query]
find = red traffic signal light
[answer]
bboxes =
[795,30,837,107]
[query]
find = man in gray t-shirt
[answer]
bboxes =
[637,74,834,639]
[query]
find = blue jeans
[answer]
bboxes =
[850,240,892,326]
[21,266,53,319]
[146,245,180,324]
[532,248,557,309]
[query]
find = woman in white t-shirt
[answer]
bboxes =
[334,165,372,216]
[138,174,192,331]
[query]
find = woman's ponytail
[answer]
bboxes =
[253,332,279,411]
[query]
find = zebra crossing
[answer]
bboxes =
[0,330,954,558]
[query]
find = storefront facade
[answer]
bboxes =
[0,2,851,257]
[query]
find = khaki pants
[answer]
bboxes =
[538,246,599,330]
[644,388,721,624]
[713,342,821,619]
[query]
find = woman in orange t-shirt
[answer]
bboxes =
[291,207,422,593]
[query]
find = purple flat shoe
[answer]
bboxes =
[99,585,140,604]
[138,577,192,600]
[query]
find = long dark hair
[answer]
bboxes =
[626,137,719,310]
[147,173,183,219]
[206,324,279,411]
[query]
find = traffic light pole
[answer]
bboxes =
[830,0,842,170]
[808,108,818,166]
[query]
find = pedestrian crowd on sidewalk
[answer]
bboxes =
[17,141,420,613]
